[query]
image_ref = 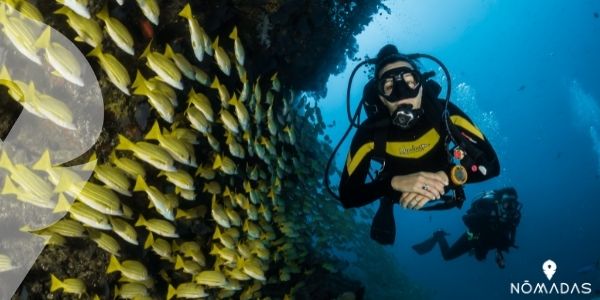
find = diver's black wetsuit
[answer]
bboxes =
[338,97,500,209]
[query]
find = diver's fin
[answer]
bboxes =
[370,197,396,245]
[412,235,439,255]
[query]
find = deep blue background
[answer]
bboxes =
[320,0,600,298]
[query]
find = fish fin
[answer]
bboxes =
[132,71,146,89]
[167,284,177,300]
[174,255,184,270]
[32,149,52,171]
[411,235,439,255]
[178,3,192,19]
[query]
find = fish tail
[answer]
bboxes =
[53,6,70,15]
[96,4,109,21]
[132,71,146,89]
[134,214,146,227]
[143,232,154,250]
[210,77,219,89]
[32,150,52,171]
[106,255,121,274]
[53,193,71,213]
[144,121,162,141]
[50,274,63,292]
[133,175,147,193]
[116,134,134,151]
[167,284,177,300]
[0,66,11,80]
[229,26,238,40]
[212,154,222,170]
[164,44,174,59]
[178,3,192,20]
[0,151,15,172]
[87,45,103,59]
[141,41,152,59]
[175,208,188,220]
[174,255,184,270]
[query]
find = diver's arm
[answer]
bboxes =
[447,103,500,183]
[338,131,395,208]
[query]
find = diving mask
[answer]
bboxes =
[377,67,422,102]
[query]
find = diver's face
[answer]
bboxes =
[378,61,423,115]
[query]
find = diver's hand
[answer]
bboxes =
[400,192,432,209]
[390,171,449,200]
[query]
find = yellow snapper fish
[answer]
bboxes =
[188,88,214,122]
[0,66,25,102]
[135,0,159,25]
[133,176,175,221]
[158,169,194,190]
[164,44,194,80]
[92,156,131,196]
[211,195,230,228]
[50,274,86,297]
[140,42,183,90]
[178,3,206,62]
[132,72,174,123]
[237,257,266,281]
[108,150,146,179]
[194,270,227,287]
[210,76,230,107]
[226,132,245,159]
[54,6,102,48]
[106,255,148,281]
[213,154,236,175]
[96,5,133,55]
[0,7,41,64]
[25,82,76,130]
[206,132,221,152]
[0,151,54,200]
[2,0,43,22]
[67,202,111,230]
[209,244,236,263]
[114,283,149,299]
[55,0,90,19]
[203,181,221,195]
[229,94,250,132]
[213,226,236,249]
[174,241,206,266]
[145,121,196,167]
[87,227,121,256]
[144,232,173,262]
[185,105,210,135]
[212,36,231,76]
[169,126,199,144]
[146,76,178,106]
[55,178,123,216]
[167,283,207,300]
[228,26,245,66]
[116,134,175,172]
[0,254,18,272]
[271,72,281,92]
[135,214,179,238]
[193,66,209,86]
[175,255,201,275]
[34,26,84,86]
[87,45,130,95]
[44,218,85,238]
[219,108,240,135]
[195,163,215,180]
[1,177,55,209]
[109,216,138,245]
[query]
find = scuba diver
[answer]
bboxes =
[330,44,500,245]
[412,187,521,268]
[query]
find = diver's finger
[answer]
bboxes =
[401,193,418,208]
[414,181,440,199]
[420,171,448,186]
[415,196,433,210]
[409,195,428,210]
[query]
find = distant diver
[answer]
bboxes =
[412,187,521,268]
[325,44,500,245]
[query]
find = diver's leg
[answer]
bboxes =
[439,233,472,261]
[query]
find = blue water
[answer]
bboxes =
[320,0,600,298]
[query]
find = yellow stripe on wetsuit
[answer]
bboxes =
[450,115,484,140]
[346,129,440,176]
